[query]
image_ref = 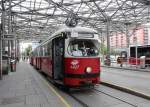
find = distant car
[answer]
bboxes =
[110,55,117,63]
[104,55,111,66]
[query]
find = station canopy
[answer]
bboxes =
[0,0,150,41]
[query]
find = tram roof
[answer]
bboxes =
[53,26,98,35]
[37,26,97,46]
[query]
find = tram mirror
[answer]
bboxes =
[71,31,78,37]
[95,50,98,54]
[62,32,68,39]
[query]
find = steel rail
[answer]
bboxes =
[94,87,138,107]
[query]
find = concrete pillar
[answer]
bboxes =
[125,23,130,48]
[16,40,20,60]
[125,23,131,58]
[8,0,13,68]
[0,27,2,80]
[0,0,6,79]
[106,20,110,56]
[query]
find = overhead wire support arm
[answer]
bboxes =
[92,0,108,20]
[45,0,71,15]
[110,0,127,19]
[5,0,26,11]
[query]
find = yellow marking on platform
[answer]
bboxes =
[41,78,72,107]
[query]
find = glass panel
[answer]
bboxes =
[47,41,52,56]
[78,32,94,38]
[68,39,99,57]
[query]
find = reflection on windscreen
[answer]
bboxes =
[68,39,99,57]
[78,32,94,38]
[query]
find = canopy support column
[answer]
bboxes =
[106,20,110,56]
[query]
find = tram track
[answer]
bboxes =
[101,81,150,100]
[38,71,89,107]
[93,87,138,107]
[48,82,90,107]
[37,70,148,107]
[65,85,139,107]
[66,92,89,107]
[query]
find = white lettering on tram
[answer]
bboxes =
[70,60,79,69]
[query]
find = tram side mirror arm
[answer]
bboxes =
[62,32,68,39]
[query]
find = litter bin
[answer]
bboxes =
[10,60,16,72]
[104,55,111,66]
[117,57,124,67]
[2,55,9,75]
[140,56,145,69]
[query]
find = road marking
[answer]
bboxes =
[41,78,72,107]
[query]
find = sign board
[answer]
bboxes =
[3,34,15,40]
[71,30,78,37]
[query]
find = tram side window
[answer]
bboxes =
[42,46,45,56]
[35,50,37,57]
[32,51,35,57]
[131,46,150,58]
[37,48,40,56]
[34,50,36,57]
[68,39,99,57]
[130,47,135,57]
[145,47,150,57]
[39,47,42,56]
[47,41,52,56]
[43,44,48,56]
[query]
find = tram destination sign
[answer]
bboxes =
[3,34,15,40]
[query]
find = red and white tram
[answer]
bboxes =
[30,27,101,87]
[129,45,150,66]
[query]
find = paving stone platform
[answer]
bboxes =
[0,61,67,107]
[101,67,150,97]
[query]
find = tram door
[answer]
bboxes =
[52,36,64,80]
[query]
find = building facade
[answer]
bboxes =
[109,25,150,52]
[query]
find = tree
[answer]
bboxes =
[25,45,32,56]
[100,43,107,55]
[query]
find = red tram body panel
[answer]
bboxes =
[30,26,101,88]
[41,57,52,77]
[128,57,140,65]
[36,57,41,70]
[33,57,37,67]
[64,58,100,74]
[64,58,100,86]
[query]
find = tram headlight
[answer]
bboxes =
[86,67,92,73]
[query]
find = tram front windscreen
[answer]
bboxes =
[68,39,100,57]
